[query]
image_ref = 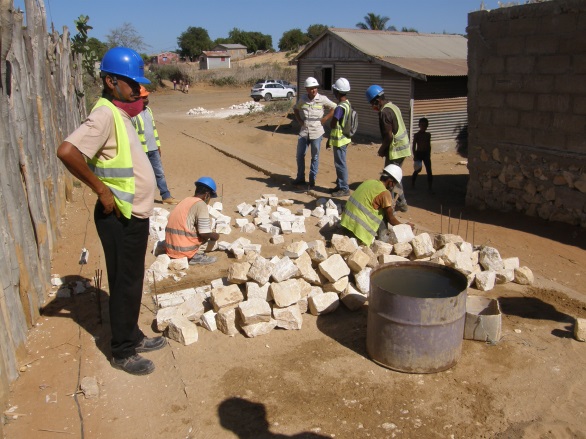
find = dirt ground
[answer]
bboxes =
[3,82,586,439]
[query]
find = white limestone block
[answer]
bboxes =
[495,269,515,284]
[479,246,505,271]
[503,257,520,270]
[297,208,311,217]
[237,202,254,216]
[216,224,232,235]
[514,266,534,285]
[227,262,251,285]
[308,292,340,316]
[210,277,229,288]
[347,249,370,273]
[294,252,321,285]
[235,218,249,227]
[432,242,459,266]
[378,254,409,264]
[434,234,464,249]
[246,282,271,301]
[372,240,393,257]
[331,234,359,256]
[211,284,245,311]
[211,201,223,211]
[156,306,180,331]
[242,223,256,233]
[575,318,586,342]
[216,308,239,336]
[318,254,351,283]
[324,276,349,294]
[167,315,198,345]
[307,240,328,263]
[393,242,413,258]
[270,235,285,245]
[474,270,496,291]
[311,206,325,218]
[178,297,206,321]
[325,208,340,219]
[454,252,475,276]
[284,241,308,259]
[270,279,302,307]
[387,224,415,244]
[217,241,231,251]
[361,245,379,268]
[411,233,435,258]
[200,310,217,331]
[280,221,292,234]
[354,267,372,295]
[279,199,294,206]
[241,319,277,338]
[273,304,303,330]
[291,221,306,233]
[271,256,299,282]
[340,284,368,311]
[238,298,272,325]
[247,256,274,285]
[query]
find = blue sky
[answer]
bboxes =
[14,0,501,53]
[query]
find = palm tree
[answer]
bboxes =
[356,13,395,31]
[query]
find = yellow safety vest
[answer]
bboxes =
[329,100,352,148]
[132,107,161,152]
[340,180,387,246]
[383,102,410,160]
[87,98,135,219]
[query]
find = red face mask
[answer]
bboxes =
[112,99,144,118]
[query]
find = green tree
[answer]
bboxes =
[227,28,272,52]
[307,24,330,41]
[278,29,310,52]
[356,12,396,31]
[177,26,212,60]
[71,15,100,79]
[87,37,108,60]
[105,22,148,52]
[401,27,418,33]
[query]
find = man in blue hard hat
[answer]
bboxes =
[57,47,165,376]
[165,177,220,265]
[365,84,411,212]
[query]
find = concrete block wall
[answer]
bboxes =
[466,0,586,226]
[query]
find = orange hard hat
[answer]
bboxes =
[139,85,150,97]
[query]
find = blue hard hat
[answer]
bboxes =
[195,177,218,198]
[100,47,150,84]
[365,84,384,103]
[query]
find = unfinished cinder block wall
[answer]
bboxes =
[466,0,586,226]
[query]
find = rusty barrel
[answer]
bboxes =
[367,261,468,373]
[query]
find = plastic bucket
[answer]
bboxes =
[367,261,468,373]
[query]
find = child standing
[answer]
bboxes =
[411,117,433,193]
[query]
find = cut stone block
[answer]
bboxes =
[296,278,313,298]
[242,223,256,233]
[227,262,251,284]
[273,304,303,330]
[243,244,261,253]
[308,292,340,316]
[324,276,349,294]
[340,284,368,311]
[311,206,325,218]
[514,266,534,285]
[372,240,393,257]
[457,241,474,255]
[317,216,335,228]
[387,224,415,244]
[247,256,274,285]
[270,235,284,244]
[237,202,254,216]
[575,317,586,342]
[270,279,302,307]
[298,208,311,217]
[378,254,409,264]
[431,243,459,266]
[474,270,496,291]
[354,267,372,295]
[178,297,206,322]
[479,246,504,271]
[211,202,223,211]
[156,306,180,331]
[246,282,271,301]
[200,310,217,331]
[216,308,239,336]
[155,287,197,308]
[284,241,308,259]
[211,284,244,311]
[347,249,370,273]
[210,277,229,288]
[454,252,475,276]
[167,315,198,346]
[331,234,359,256]
[235,218,249,227]
[291,221,306,234]
[434,234,464,249]
[244,251,259,264]
[411,233,435,258]
[168,257,189,271]
[393,242,413,258]
[294,252,321,285]
[238,298,272,325]
[271,256,299,282]
[503,257,520,270]
[279,199,294,206]
[318,254,351,283]
[267,196,279,207]
[216,224,232,235]
[280,221,292,234]
[361,245,379,268]
[495,269,515,284]
[241,319,277,338]
[307,240,328,263]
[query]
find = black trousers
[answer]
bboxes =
[412,151,433,187]
[94,203,149,359]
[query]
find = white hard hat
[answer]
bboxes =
[382,164,402,183]
[304,77,319,88]
[332,77,350,93]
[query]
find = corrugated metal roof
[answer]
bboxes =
[202,51,230,57]
[296,28,468,78]
[216,44,247,49]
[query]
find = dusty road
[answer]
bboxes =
[3,84,586,439]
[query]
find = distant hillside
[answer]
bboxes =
[232,51,296,68]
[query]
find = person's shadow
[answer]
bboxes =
[218,397,329,439]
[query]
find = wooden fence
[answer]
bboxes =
[0,0,84,423]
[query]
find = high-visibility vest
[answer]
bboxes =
[383,102,411,160]
[340,180,386,246]
[87,98,135,219]
[329,100,352,147]
[165,197,204,259]
[132,107,160,152]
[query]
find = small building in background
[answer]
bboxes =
[212,43,247,60]
[150,51,180,65]
[199,51,231,70]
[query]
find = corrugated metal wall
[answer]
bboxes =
[413,97,467,141]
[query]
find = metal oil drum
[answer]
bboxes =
[367,261,468,373]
